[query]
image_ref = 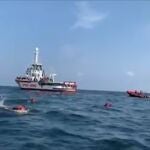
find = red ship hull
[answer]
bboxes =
[16,77,77,93]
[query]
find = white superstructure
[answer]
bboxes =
[27,48,44,81]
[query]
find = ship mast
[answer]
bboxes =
[34,47,39,64]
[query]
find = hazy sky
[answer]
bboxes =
[0,1,150,91]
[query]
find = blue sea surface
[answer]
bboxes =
[0,86,150,150]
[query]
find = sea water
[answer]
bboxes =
[0,86,150,150]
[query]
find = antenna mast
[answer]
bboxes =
[34,47,39,64]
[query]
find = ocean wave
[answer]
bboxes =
[91,138,150,150]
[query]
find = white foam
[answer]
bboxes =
[0,96,5,107]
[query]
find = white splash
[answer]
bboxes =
[0,96,5,107]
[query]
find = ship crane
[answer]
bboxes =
[50,74,56,82]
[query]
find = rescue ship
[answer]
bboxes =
[15,48,77,92]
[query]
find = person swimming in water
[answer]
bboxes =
[104,102,112,108]
[30,98,37,103]
[12,105,27,110]
[12,105,29,113]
